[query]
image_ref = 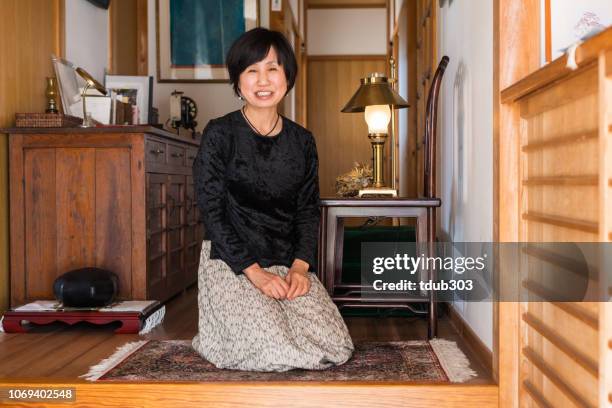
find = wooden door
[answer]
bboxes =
[514,68,601,408]
[16,145,133,302]
[108,0,147,75]
[415,0,437,196]
[496,3,612,405]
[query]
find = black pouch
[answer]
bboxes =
[53,268,119,307]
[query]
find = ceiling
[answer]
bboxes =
[307,0,386,9]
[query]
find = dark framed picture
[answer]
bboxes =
[156,0,259,83]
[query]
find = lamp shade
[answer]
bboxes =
[75,67,107,96]
[341,72,409,112]
[364,105,391,133]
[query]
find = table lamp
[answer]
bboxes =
[341,67,408,197]
[75,67,107,127]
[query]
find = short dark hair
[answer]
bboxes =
[225,27,297,97]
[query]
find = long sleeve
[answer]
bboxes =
[193,120,258,275]
[293,132,321,272]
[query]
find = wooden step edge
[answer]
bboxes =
[522,212,598,234]
[522,281,599,329]
[521,245,599,282]
[0,382,502,407]
[522,175,598,186]
[522,312,599,378]
[522,346,596,408]
[521,130,598,152]
[523,380,554,408]
[551,302,599,330]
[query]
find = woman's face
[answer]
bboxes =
[238,47,287,109]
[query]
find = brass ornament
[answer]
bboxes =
[45,77,59,114]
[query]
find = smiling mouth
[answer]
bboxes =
[255,91,273,97]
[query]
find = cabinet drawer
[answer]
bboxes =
[146,140,166,164]
[186,147,198,170]
[167,144,186,166]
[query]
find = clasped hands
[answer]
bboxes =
[244,259,311,300]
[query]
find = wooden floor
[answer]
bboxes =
[0,285,497,407]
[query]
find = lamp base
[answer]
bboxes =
[358,187,398,197]
[80,112,95,128]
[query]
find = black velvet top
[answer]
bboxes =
[193,109,320,275]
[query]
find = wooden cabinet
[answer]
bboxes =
[6,126,204,307]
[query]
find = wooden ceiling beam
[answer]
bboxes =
[307,0,386,9]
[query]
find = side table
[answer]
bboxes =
[318,197,441,339]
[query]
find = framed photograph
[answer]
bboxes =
[104,75,153,124]
[156,0,259,83]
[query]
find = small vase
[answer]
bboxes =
[45,76,59,114]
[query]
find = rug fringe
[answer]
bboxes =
[139,306,165,335]
[429,338,478,383]
[79,340,149,381]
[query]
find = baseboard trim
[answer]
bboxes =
[441,302,493,376]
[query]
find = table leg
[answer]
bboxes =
[324,208,338,296]
[2,317,27,333]
[428,206,438,339]
[317,206,326,284]
[115,318,141,334]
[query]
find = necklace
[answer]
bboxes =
[241,106,280,137]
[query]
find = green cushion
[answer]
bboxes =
[341,226,417,283]
[338,226,420,317]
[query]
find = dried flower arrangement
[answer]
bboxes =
[335,162,373,197]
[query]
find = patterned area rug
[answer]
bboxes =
[81,339,477,382]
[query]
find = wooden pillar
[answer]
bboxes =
[493,0,541,405]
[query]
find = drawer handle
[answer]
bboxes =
[185,195,193,215]
[150,148,164,155]
[171,152,185,158]
[166,194,176,216]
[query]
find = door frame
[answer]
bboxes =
[493,0,543,405]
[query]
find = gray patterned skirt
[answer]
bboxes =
[191,240,355,372]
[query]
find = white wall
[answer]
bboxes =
[307,8,386,55]
[64,0,109,83]
[544,0,612,62]
[438,0,493,351]
[289,0,299,35]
